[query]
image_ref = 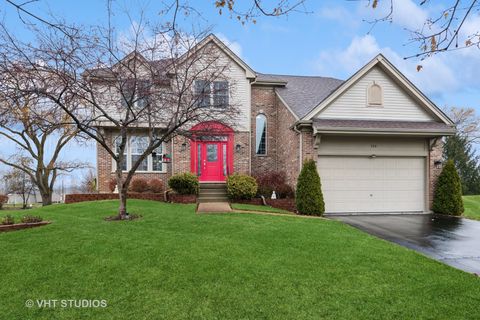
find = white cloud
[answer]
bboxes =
[391,0,428,30]
[318,6,360,28]
[215,33,243,58]
[315,35,458,96]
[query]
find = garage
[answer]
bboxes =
[316,136,427,214]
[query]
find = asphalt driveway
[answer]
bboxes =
[331,214,480,274]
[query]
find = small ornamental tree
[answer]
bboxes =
[296,159,325,216]
[432,160,464,216]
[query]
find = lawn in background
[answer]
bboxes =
[463,195,480,220]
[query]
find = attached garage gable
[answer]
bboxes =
[315,66,435,122]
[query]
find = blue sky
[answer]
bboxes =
[1,0,479,185]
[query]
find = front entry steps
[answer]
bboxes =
[198,183,229,203]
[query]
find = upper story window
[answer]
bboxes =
[213,81,229,108]
[121,79,150,109]
[194,80,211,108]
[255,114,267,155]
[367,82,383,106]
[113,135,166,172]
[194,80,229,108]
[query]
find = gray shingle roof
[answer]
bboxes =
[313,119,455,133]
[256,73,344,118]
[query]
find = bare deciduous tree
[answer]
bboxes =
[0,71,89,205]
[446,106,480,144]
[3,164,36,209]
[0,9,242,218]
[363,0,480,59]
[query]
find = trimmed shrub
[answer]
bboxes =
[296,160,325,216]
[168,173,199,195]
[255,171,294,199]
[1,214,15,225]
[226,174,258,200]
[130,178,149,193]
[0,194,8,209]
[20,215,43,223]
[148,179,164,193]
[432,160,464,215]
[108,179,117,192]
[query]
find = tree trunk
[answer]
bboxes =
[116,171,128,219]
[40,191,52,206]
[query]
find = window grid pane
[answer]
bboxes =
[195,80,211,108]
[213,81,229,108]
[255,114,267,155]
[114,136,127,171]
[130,136,148,171]
[152,143,163,172]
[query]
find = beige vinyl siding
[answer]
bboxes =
[214,49,251,132]
[316,66,435,122]
[317,136,428,157]
[93,45,251,132]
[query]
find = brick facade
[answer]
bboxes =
[276,96,301,187]
[97,129,250,192]
[95,86,445,213]
[251,86,278,175]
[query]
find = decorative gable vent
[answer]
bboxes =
[367,81,383,106]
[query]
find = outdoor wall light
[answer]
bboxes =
[369,154,377,159]
[434,160,443,168]
[181,142,187,152]
[235,144,242,153]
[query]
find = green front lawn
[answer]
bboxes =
[1,200,479,319]
[463,195,480,220]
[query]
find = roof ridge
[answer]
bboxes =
[257,73,343,81]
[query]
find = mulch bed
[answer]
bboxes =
[65,193,165,204]
[167,193,197,204]
[0,221,51,233]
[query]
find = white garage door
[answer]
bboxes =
[317,156,425,213]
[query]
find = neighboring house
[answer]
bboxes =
[95,34,455,214]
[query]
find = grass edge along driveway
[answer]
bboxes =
[1,200,479,320]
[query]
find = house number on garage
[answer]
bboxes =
[370,144,377,148]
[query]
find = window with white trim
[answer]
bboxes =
[367,82,383,106]
[112,135,166,172]
[152,143,164,172]
[255,114,267,155]
[121,79,150,109]
[194,80,211,108]
[213,81,229,107]
[194,80,229,108]
[114,136,127,171]
[130,136,148,171]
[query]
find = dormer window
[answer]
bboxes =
[367,82,383,106]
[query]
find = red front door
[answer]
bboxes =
[198,141,226,182]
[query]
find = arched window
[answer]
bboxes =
[255,114,267,155]
[367,82,383,106]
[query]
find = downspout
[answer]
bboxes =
[293,124,302,172]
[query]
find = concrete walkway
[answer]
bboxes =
[197,202,232,213]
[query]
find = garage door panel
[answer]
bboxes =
[317,156,425,213]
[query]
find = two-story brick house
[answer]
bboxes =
[96,34,455,214]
